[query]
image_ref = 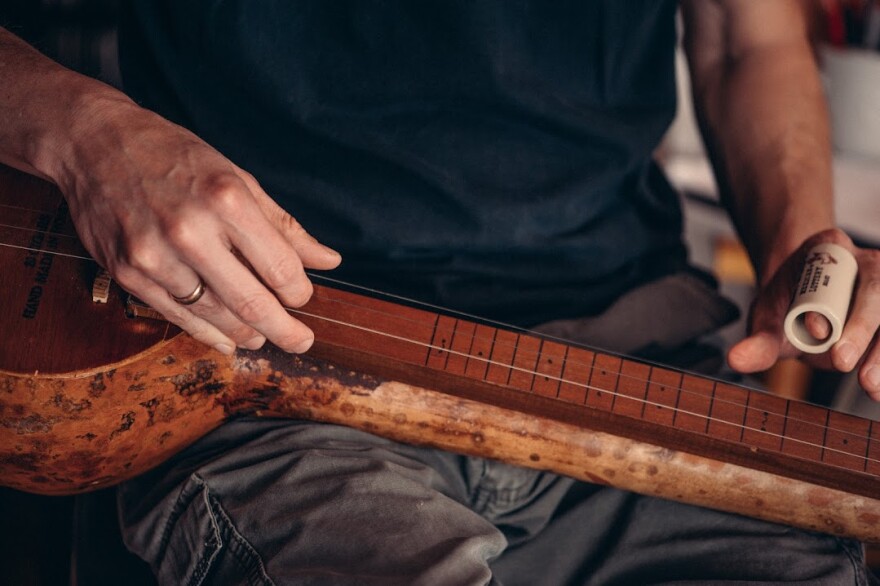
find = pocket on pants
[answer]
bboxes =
[154,474,272,586]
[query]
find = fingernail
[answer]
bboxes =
[292,336,314,354]
[242,336,266,350]
[864,366,880,392]
[837,341,858,370]
[214,343,235,356]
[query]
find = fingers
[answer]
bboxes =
[114,243,268,354]
[173,172,338,353]
[833,249,880,398]
[728,228,880,403]
[63,109,336,355]
[234,168,341,270]
[858,336,880,401]
[196,247,316,353]
[114,268,238,354]
[115,173,332,354]
[727,272,794,373]
[728,229,848,374]
[728,331,782,373]
[804,312,831,342]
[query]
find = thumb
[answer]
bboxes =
[727,267,796,373]
[728,330,782,373]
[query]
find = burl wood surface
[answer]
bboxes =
[3,336,879,542]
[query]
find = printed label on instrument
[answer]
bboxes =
[19,203,67,319]
[21,214,49,269]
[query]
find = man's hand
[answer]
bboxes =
[0,27,338,355]
[59,95,341,355]
[681,2,880,399]
[729,229,880,401]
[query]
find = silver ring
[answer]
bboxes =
[170,280,206,305]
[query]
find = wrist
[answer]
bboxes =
[50,82,140,192]
[757,219,837,286]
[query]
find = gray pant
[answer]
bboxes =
[118,273,873,585]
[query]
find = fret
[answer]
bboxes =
[485,328,518,385]
[612,359,650,419]
[444,319,475,375]
[675,374,714,434]
[313,285,880,490]
[644,366,681,426]
[824,411,871,472]
[780,400,791,456]
[782,401,827,462]
[586,352,620,411]
[742,391,787,452]
[558,346,594,404]
[465,324,497,381]
[424,313,441,366]
[508,335,541,392]
[533,340,567,398]
[426,314,457,370]
[707,382,750,442]
[820,409,832,464]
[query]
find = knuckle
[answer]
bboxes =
[163,217,201,251]
[227,323,261,345]
[158,305,192,326]
[262,257,303,290]
[285,279,314,308]
[845,322,873,350]
[862,276,880,297]
[237,169,258,187]
[124,239,163,274]
[807,227,849,249]
[231,293,275,324]
[110,264,139,289]
[279,212,307,237]
[202,174,248,215]
[190,291,223,313]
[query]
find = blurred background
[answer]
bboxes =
[1,0,878,583]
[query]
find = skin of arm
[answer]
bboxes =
[681,0,880,400]
[0,27,340,355]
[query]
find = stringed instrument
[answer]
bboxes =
[1,164,878,543]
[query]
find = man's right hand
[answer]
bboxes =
[57,94,341,355]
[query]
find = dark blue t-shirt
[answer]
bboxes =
[120,0,685,326]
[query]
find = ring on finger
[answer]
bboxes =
[170,279,206,305]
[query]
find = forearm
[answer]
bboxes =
[0,27,130,186]
[685,16,834,284]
